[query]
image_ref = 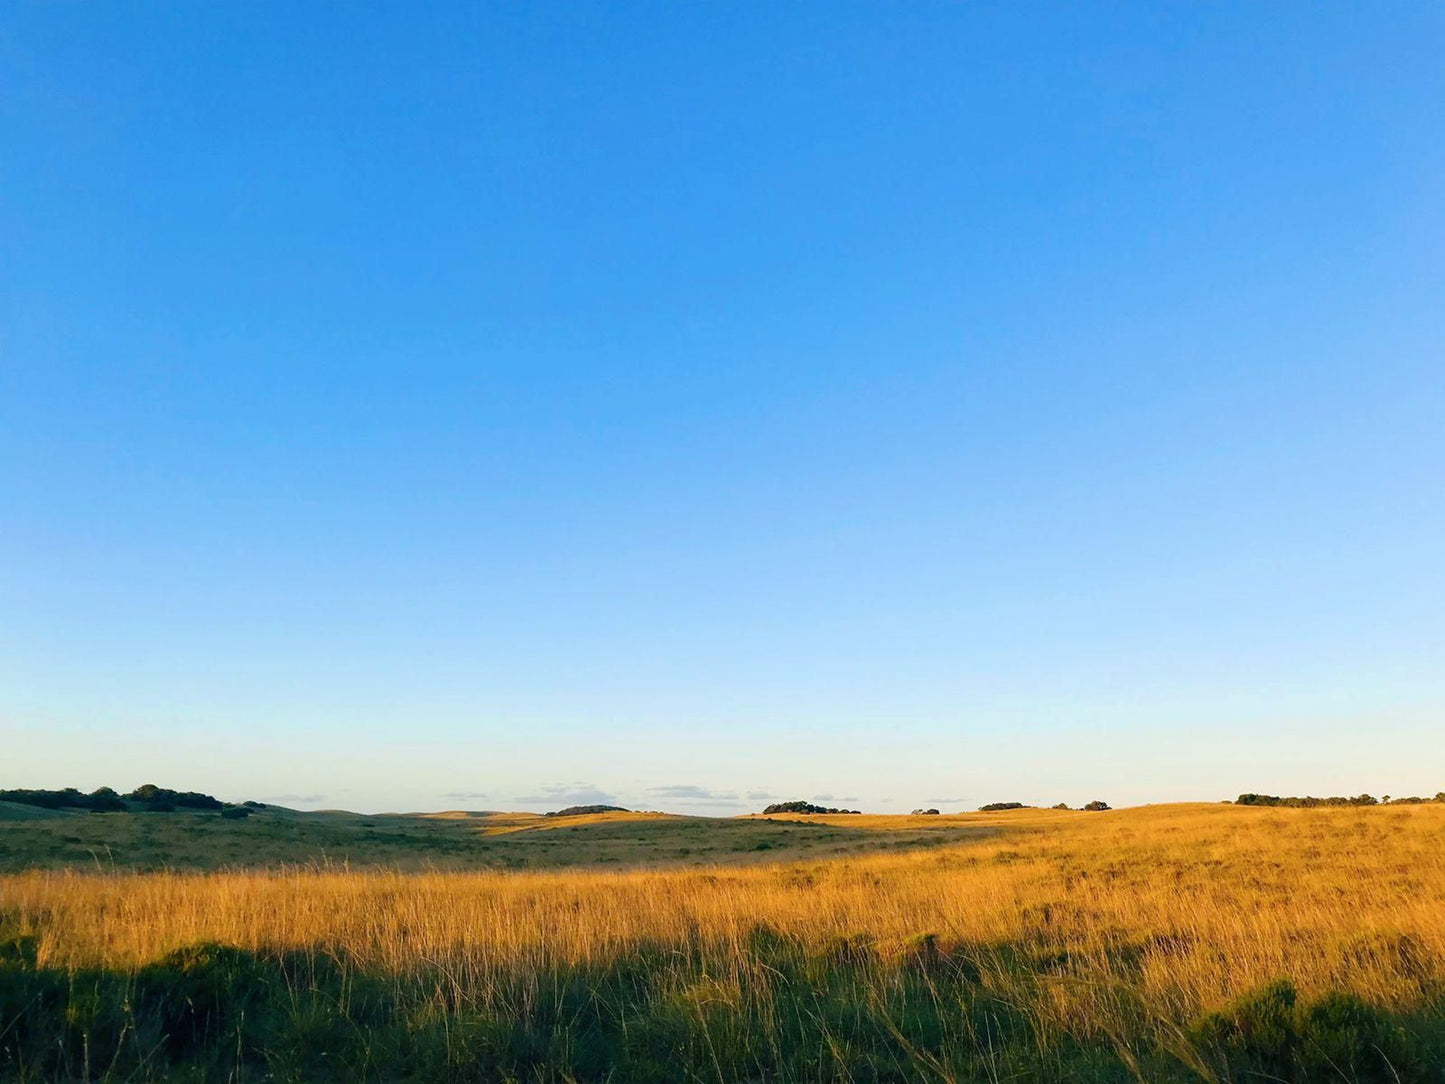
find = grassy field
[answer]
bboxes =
[2,803,1443,1081]
[0,803,988,872]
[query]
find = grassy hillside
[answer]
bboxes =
[0,805,993,873]
[0,800,75,822]
[2,803,1443,1081]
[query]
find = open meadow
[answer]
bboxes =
[2,802,1444,1081]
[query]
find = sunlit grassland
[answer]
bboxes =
[3,803,1444,1081]
[0,804,984,873]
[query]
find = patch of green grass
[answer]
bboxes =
[0,810,988,873]
[3,932,1439,1083]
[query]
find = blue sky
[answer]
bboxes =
[4,3,1443,814]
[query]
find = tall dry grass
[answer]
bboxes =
[3,802,1443,1081]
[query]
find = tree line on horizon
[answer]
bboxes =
[0,785,249,815]
[1235,792,1445,808]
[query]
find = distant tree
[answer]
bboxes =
[910,808,940,815]
[88,787,126,812]
[978,802,1027,812]
[544,804,629,817]
[220,806,250,819]
[125,785,223,811]
[1052,803,1070,810]
[2,784,221,813]
[1237,793,1380,809]
[1,787,123,812]
[1083,800,1111,811]
[761,801,860,815]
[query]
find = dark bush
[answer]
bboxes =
[0,931,39,969]
[87,786,127,811]
[0,784,229,813]
[544,804,629,817]
[1194,978,1299,1075]
[1083,800,1111,811]
[127,784,224,811]
[134,943,275,1053]
[761,801,861,815]
[1236,793,1380,808]
[1,787,124,812]
[220,806,251,820]
[1193,979,1426,1081]
[978,802,1027,812]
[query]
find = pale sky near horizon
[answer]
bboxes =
[4,4,1444,815]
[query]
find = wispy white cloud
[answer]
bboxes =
[513,783,620,808]
[258,793,326,806]
[646,784,739,802]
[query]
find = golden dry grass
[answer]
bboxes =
[9,802,1444,1006]
[3,801,1443,1081]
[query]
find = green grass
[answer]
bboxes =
[0,807,987,873]
[3,926,1440,1083]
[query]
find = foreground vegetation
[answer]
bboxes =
[2,803,1443,1081]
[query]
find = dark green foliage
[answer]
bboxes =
[0,787,125,812]
[86,787,128,812]
[0,930,39,969]
[762,800,862,814]
[220,806,251,819]
[2,939,1443,1082]
[1236,793,1381,807]
[1083,800,1111,811]
[0,784,226,813]
[1192,978,1432,1082]
[127,784,224,811]
[1194,977,1299,1073]
[979,801,1028,811]
[543,804,629,816]
[134,943,275,1052]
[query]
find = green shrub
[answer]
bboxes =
[1193,979,1429,1081]
[1194,978,1299,1075]
[128,784,224,811]
[1236,793,1381,808]
[761,800,861,814]
[134,943,274,1053]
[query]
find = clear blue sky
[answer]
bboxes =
[4,3,1443,814]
